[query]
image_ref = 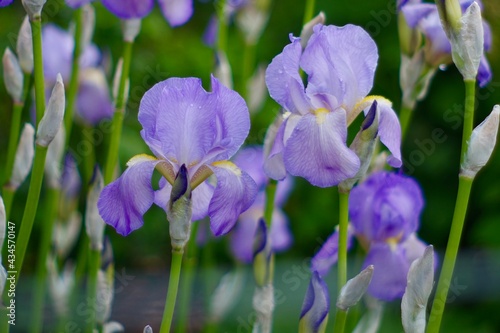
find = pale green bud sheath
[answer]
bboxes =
[2,48,23,104]
[36,74,65,147]
[21,0,47,19]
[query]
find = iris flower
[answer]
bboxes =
[401,0,492,87]
[230,146,293,263]
[312,171,430,301]
[0,0,13,7]
[98,76,257,237]
[101,0,193,27]
[265,24,402,188]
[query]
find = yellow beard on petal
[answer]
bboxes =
[313,107,330,125]
[212,160,242,176]
[348,95,393,126]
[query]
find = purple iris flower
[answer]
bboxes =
[299,271,330,332]
[229,146,293,263]
[312,171,429,301]
[101,0,193,27]
[401,0,492,87]
[265,24,402,188]
[0,0,14,7]
[66,0,94,8]
[42,24,112,125]
[98,76,258,236]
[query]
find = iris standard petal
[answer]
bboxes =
[311,226,354,277]
[101,0,154,19]
[158,0,193,27]
[266,37,312,115]
[301,24,378,110]
[98,155,159,236]
[76,72,113,125]
[283,111,360,187]
[364,242,409,301]
[208,161,257,236]
[154,176,214,221]
[372,99,402,168]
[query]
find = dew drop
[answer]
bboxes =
[439,64,447,71]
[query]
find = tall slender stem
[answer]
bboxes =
[264,179,277,228]
[337,191,349,293]
[333,309,348,333]
[30,16,46,127]
[1,187,15,223]
[160,250,184,333]
[303,0,316,24]
[64,7,84,147]
[85,248,101,333]
[81,124,96,186]
[216,0,228,56]
[399,105,413,141]
[30,187,60,333]
[426,176,473,333]
[103,41,133,185]
[14,144,48,283]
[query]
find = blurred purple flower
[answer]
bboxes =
[0,0,14,7]
[312,171,430,301]
[401,0,492,86]
[230,146,293,263]
[265,24,402,188]
[98,76,257,236]
[299,271,330,332]
[66,0,94,8]
[101,0,193,27]
[76,69,113,125]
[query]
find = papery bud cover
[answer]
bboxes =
[36,74,65,147]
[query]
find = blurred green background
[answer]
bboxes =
[1,0,500,332]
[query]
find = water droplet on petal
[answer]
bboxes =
[439,64,447,71]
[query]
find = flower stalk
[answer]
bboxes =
[30,16,46,126]
[160,249,184,333]
[337,191,349,293]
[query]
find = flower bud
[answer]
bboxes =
[252,285,274,333]
[82,4,96,50]
[3,48,24,103]
[45,127,65,189]
[9,123,35,190]
[214,51,233,89]
[399,50,437,110]
[86,169,106,251]
[167,164,192,251]
[300,12,326,49]
[299,271,329,333]
[337,265,374,311]
[398,11,422,57]
[339,102,380,192]
[449,2,483,82]
[122,18,141,43]
[17,16,34,74]
[48,258,75,317]
[143,326,153,333]
[36,74,65,147]
[101,321,124,333]
[401,246,435,333]
[247,65,266,113]
[22,0,47,19]
[253,218,273,287]
[53,212,82,260]
[209,270,244,322]
[236,4,268,44]
[436,0,462,35]
[96,264,114,325]
[461,105,500,178]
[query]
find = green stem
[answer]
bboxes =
[460,80,476,164]
[264,179,278,228]
[68,233,89,327]
[30,187,60,333]
[160,250,184,333]
[426,176,473,333]
[64,7,84,147]
[399,105,413,142]
[333,309,348,333]
[0,306,9,333]
[337,190,350,293]
[30,16,46,127]
[1,187,15,223]
[3,103,24,185]
[303,0,316,24]
[14,144,48,284]
[85,249,101,333]
[81,124,96,186]
[175,223,199,333]
[216,0,228,55]
[103,41,133,185]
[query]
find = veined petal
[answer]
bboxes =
[283,111,360,187]
[311,226,354,277]
[364,242,409,301]
[158,0,193,27]
[299,271,330,333]
[264,116,287,181]
[101,0,154,19]
[302,24,378,111]
[155,177,214,221]
[265,37,312,115]
[208,161,257,236]
[98,155,159,236]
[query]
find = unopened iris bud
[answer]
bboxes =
[81,4,96,50]
[45,127,65,189]
[3,48,24,103]
[53,212,82,260]
[48,258,75,317]
[300,12,326,49]
[143,325,153,333]
[112,58,129,107]
[214,51,233,89]
[299,271,329,333]
[401,246,434,333]
[337,265,374,311]
[398,11,422,57]
[436,0,462,35]
[36,74,65,147]
[22,0,47,19]
[122,18,141,43]
[167,164,192,251]
[339,102,380,192]
[9,123,35,190]
[209,270,244,322]
[85,169,106,251]
[449,2,483,82]
[461,105,500,178]
[96,263,114,325]
[17,16,34,74]
[253,218,273,287]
